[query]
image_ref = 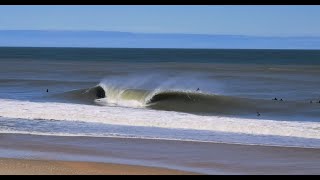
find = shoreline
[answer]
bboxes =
[2,131,319,150]
[0,133,319,174]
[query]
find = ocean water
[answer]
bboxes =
[0,47,320,148]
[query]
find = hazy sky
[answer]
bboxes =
[0,5,320,36]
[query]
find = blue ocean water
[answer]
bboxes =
[0,47,320,148]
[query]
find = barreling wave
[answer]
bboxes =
[49,82,278,116]
[48,80,320,119]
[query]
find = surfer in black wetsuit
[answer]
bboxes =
[280,99,283,101]
[273,97,277,100]
[46,89,48,93]
[257,112,261,117]
[196,88,200,91]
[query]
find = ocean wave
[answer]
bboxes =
[51,84,257,114]
[48,82,320,119]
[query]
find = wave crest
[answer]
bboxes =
[49,81,320,119]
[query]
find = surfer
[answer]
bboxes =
[257,112,261,116]
[196,88,200,91]
[273,97,277,100]
[46,89,48,93]
[280,99,283,101]
[310,100,313,103]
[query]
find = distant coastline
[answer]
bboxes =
[1,30,320,49]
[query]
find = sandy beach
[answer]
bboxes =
[0,158,194,175]
[0,133,319,175]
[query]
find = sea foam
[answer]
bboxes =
[0,99,319,140]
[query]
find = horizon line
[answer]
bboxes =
[1,45,319,51]
[1,29,320,38]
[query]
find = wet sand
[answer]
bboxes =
[0,158,194,175]
[0,133,319,174]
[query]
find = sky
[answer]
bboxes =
[1,5,320,49]
[0,5,320,37]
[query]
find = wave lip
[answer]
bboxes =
[67,84,255,114]
[62,84,223,109]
